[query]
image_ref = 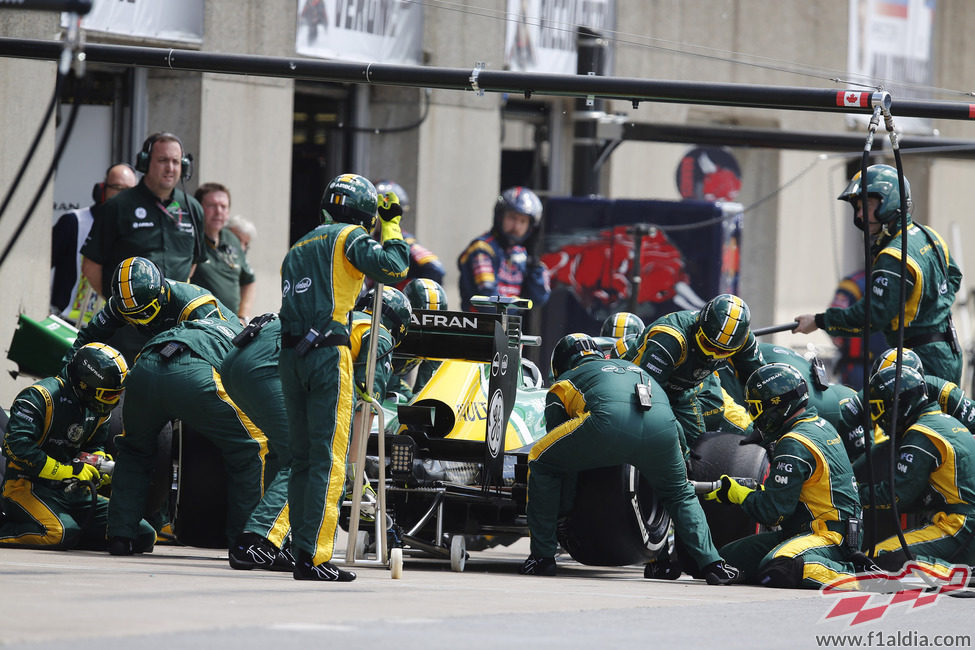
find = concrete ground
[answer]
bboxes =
[3,533,973,650]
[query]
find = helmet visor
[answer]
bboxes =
[118,298,162,325]
[746,399,764,421]
[94,386,123,408]
[869,398,886,423]
[695,328,738,359]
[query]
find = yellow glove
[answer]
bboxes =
[37,456,101,483]
[377,192,403,242]
[705,475,755,505]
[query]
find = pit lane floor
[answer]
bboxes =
[1,533,971,650]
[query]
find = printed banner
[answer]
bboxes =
[296,0,423,65]
[63,0,203,44]
[846,0,935,133]
[504,0,615,74]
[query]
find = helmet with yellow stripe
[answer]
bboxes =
[67,342,128,416]
[403,278,448,312]
[551,333,603,379]
[111,256,168,326]
[695,294,751,359]
[600,312,645,340]
[321,173,378,230]
[744,363,809,443]
[871,347,923,380]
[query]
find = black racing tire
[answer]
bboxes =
[172,423,229,548]
[558,465,671,566]
[691,431,770,548]
[0,408,8,485]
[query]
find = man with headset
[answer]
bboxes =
[81,132,205,301]
[51,163,137,323]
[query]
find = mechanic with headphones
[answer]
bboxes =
[794,164,963,384]
[278,173,408,581]
[521,333,741,584]
[51,163,137,323]
[81,132,205,305]
[457,186,551,312]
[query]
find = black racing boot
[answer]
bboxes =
[293,549,356,582]
[703,560,743,585]
[229,532,293,571]
[644,558,682,580]
[519,555,557,576]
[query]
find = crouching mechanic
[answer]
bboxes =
[708,363,864,588]
[65,255,238,364]
[279,173,408,582]
[107,318,268,555]
[864,366,975,574]
[1,344,155,551]
[521,333,741,584]
[624,293,765,454]
[388,277,448,401]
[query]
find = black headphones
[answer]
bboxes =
[91,163,137,204]
[134,132,193,181]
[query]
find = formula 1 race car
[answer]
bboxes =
[341,297,769,572]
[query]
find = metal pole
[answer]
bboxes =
[3,37,975,120]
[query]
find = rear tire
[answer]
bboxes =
[691,432,770,548]
[172,423,229,548]
[558,465,670,566]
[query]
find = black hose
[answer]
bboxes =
[0,70,64,223]
[0,71,86,268]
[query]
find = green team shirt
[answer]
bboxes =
[68,280,239,359]
[140,317,244,369]
[864,405,975,516]
[822,223,962,344]
[2,375,110,482]
[349,312,395,401]
[279,222,409,339]
[82,179,205,296]
[624,309,764,396]
[190,228,255,314]
[741,409,861,535]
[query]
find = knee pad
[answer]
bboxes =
[759,556,805,589]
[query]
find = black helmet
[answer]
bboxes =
[493,186,542,246]
[696,294,751,359]
[871,347,924,380]
[403,278,448,311]
[111,256,168,325]
[868,366,929,437]
[374,180,410,213]
[356,286,413,346]
[600,312,645,339]
[551,333,602,380]
[321,173,379,229]
[744,363,809,443]
[67,343,128,416]
[838,164,911,228]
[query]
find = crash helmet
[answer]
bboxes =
[551,333,603,380]
[493,186,542,246]
[67,343,128,416]
[838,164,911,228]
[374,180,410,214]
[320,173,379,230]
[744,363,809,443]
[600,312,646,340]
[356,286,413,346]
[871,347,924,380]
[609,334,638,360]
[695,294,751,359]
[111,256,168,325]
[403,278,448,312]
[868,366,929,437]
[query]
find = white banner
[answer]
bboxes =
[296,0,423,65]
[504,0,615,75]
[847,0,935,133]
[63,0,203,44]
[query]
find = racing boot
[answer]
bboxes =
[703,560,743,585]
[644,558,682,580]
[293,549,356,582]
[519,555,557,576]
[229,532,294,572]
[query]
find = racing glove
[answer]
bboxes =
[378,192,404,242]
[704,474,755,505]
[37,456,101,483]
